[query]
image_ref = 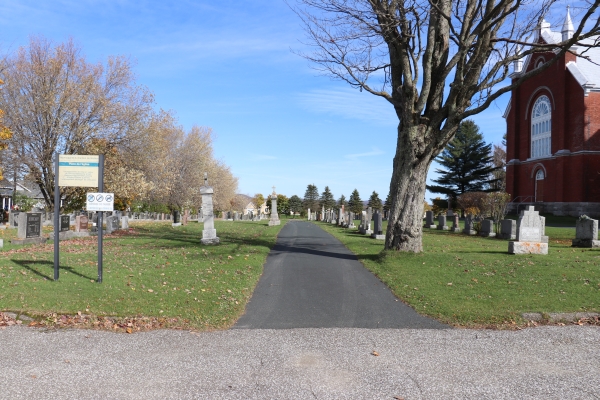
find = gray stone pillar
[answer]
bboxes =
[269,191,281,226]
[200,182,220,245]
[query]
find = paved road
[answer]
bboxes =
[234,221,446,329]
[1,326,599,399]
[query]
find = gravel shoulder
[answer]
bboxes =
[1,325,599,399]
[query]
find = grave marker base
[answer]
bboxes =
[508,241,548,255]
[11,237,48,246]
[571,239,600,248]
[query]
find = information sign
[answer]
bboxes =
[86,193,115,212]
[58,155,99,187]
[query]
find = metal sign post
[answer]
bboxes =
[98,155,104,283]
[54,154,60,281]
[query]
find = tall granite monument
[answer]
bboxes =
[200,173,220,245]
[268,187,281,226]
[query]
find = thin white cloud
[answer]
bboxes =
[296,88,397,127]
[344,147,385,159]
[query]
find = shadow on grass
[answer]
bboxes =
[12,259,95,281]
[122,223,280,252]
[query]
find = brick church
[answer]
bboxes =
[505,9,600,216]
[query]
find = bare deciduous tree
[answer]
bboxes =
[0,36,153,210]
[136,111,238,213]
[294,0,600,252]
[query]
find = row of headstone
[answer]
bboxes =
[424,207,549,255]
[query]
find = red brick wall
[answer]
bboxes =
[505,50,600,203]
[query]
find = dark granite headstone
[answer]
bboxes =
[60,215,70,232]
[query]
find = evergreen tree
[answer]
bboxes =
[303,184,320,212]
[348,189,363,214]
[320,186,336,210]
[288,195,302,217]
[426,120,500,200]
[383,193,392,212]
[338,194,347,207]
[367,191,383,210]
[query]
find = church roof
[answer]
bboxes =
[513,14,600,95]
[566,37,600,91]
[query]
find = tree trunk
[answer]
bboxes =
[385,125,434,252]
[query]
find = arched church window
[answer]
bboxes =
[536,169,544,180]
[531,95,552,158]
[535,57,545,68]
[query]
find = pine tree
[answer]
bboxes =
[303,184,320,212]
[338,194,347,207]
[288,195,302,216]
[320,186,336,210]
[367,191,382,210]
[426,120,500,200]
[348,189,363,214]
[383,193,392,212]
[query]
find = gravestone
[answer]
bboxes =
[43,212,54,226]
[121,216,129,230]
[12,212,46,245]
[371,211,384,240]
[463,214,476,235]
[425,211,436,228]
[105,215,120,234]
[359,211,367,233]
[200,174,220,244]
[268,189,281,226]
[307,208,311,221]
[499,219,516,240]
[572,217,600,248]
[183,210,189,225]
[508,206,548,255]
[364,207,373,235]
[452,214,461,233]
[348,212,356,228]
[60,215,70,232]
[172,210,181,227]
[75,215,89,232]
[437,215,449,230]
[480,219,496,237]
[540,216,548,243]
[8,211,20,228]
[447,210,454,217]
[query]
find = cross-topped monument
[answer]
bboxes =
[269,185,280,226]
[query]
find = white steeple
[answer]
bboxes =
[514,45,523,73]
[562,6,574,41]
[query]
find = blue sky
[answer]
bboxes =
[0,0,509,202]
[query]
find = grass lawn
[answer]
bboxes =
[317,220,600,328]
[0,219,285,331]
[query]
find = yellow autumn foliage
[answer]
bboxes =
[0,82,13,180]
